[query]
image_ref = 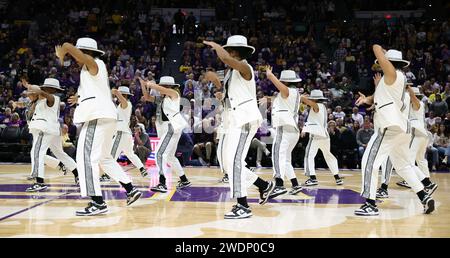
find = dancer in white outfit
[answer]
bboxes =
[204,35,275,219]
[56,37,142,216]
[301,90,343,186]
[23,78,79,192]
[377,85,438,198]
[99,86,148,181]
[139,76,191,193]
[354,45,435,216]
[264,67,303,198]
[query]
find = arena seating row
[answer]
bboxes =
[0,126,31,162]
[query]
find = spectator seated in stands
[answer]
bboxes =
[133,123,151,165]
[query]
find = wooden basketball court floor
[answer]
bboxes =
[0,164,449,238]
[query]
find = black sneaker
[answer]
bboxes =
[269,186,287,199]
[220,174,229,183]
[376,188,389,199]
[289,185,303,195]
[58,163,68,175]
[76,201,108,216]
[354,202,379,216]
[151,183,168,193]
[139,167,148,177]
[26,183,48,192]
[176,180,192,190]
[126,188,143,206]
[303,178,318,186]
[336,178,344,185]
[422,195,435,214]
[224,204,252,219]
[99,174,111,182]
[424,182,438,197]
[396,180,411,188]
[259,181,276,205]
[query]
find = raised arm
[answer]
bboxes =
[205,71,223,91]
[407,87,421,111]
[373,44,396,86]
[203,41,252,81]
[300,95,319,113]
[265,66,289,98]
[145,81,179,100]
[112,89,128,109]
[21,79,55,107]
[55,43,98,76]
[138,77,155,102]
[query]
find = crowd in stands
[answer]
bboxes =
[0,0,449,170]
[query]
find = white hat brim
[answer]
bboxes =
[308,96,328,100]
[223,44,256,55]
[280,78,302,83]
[41,85,64,91]
[119,91,134,96]
[375,58,410,68]
[77,46,106,56]
[160,83,180,87]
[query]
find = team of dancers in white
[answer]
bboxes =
[20,35,436,218]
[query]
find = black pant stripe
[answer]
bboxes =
[305,136,313,176]
[233,123,251,198]
[84,120,98,196]
[111,131,123,158]
[385,157,393,185]
[363,129,386,198]
[32,132,44,178]
[273,127,284,178]
[219,133,226,174]
[156,123,174,176]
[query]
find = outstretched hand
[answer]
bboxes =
[203,41,220,50]
[355,92,370,106]
[265,65,274,77]
[68,95,78,106]
[373,73,382,87]
[55,45,66,65]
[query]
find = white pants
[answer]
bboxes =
[77,119,132,197]
[304,135,339,176]
[156,122,184,177]
[361,127,424,200]
[222,122,259,199]
[111,131,145,169]
[381,128,429,185]
[217,133,226,174]
[30,130,77,179]
[272,126,299,181]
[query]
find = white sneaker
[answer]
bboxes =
[224,204,252,219]
[256,162,262,168]
[264,149,271,156]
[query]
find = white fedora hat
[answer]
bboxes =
[118,86,134,96]
[279,70,302,83]
[308,89,327,100]
[159,76,180,87]
[76,37,105,56]
[375,49,410,68]
[223,35,255,55]
[41,78,64,91]
[411,87,423,96]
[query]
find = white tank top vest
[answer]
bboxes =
[222,61,263,129]
[29,95,61,136]
[161,92,189,132]
[116,100,132,134]
[302,103,329,138]
[73,59,118,123]
[410,101,428,137]
[272,88,301,131]
[373,70,408,133]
